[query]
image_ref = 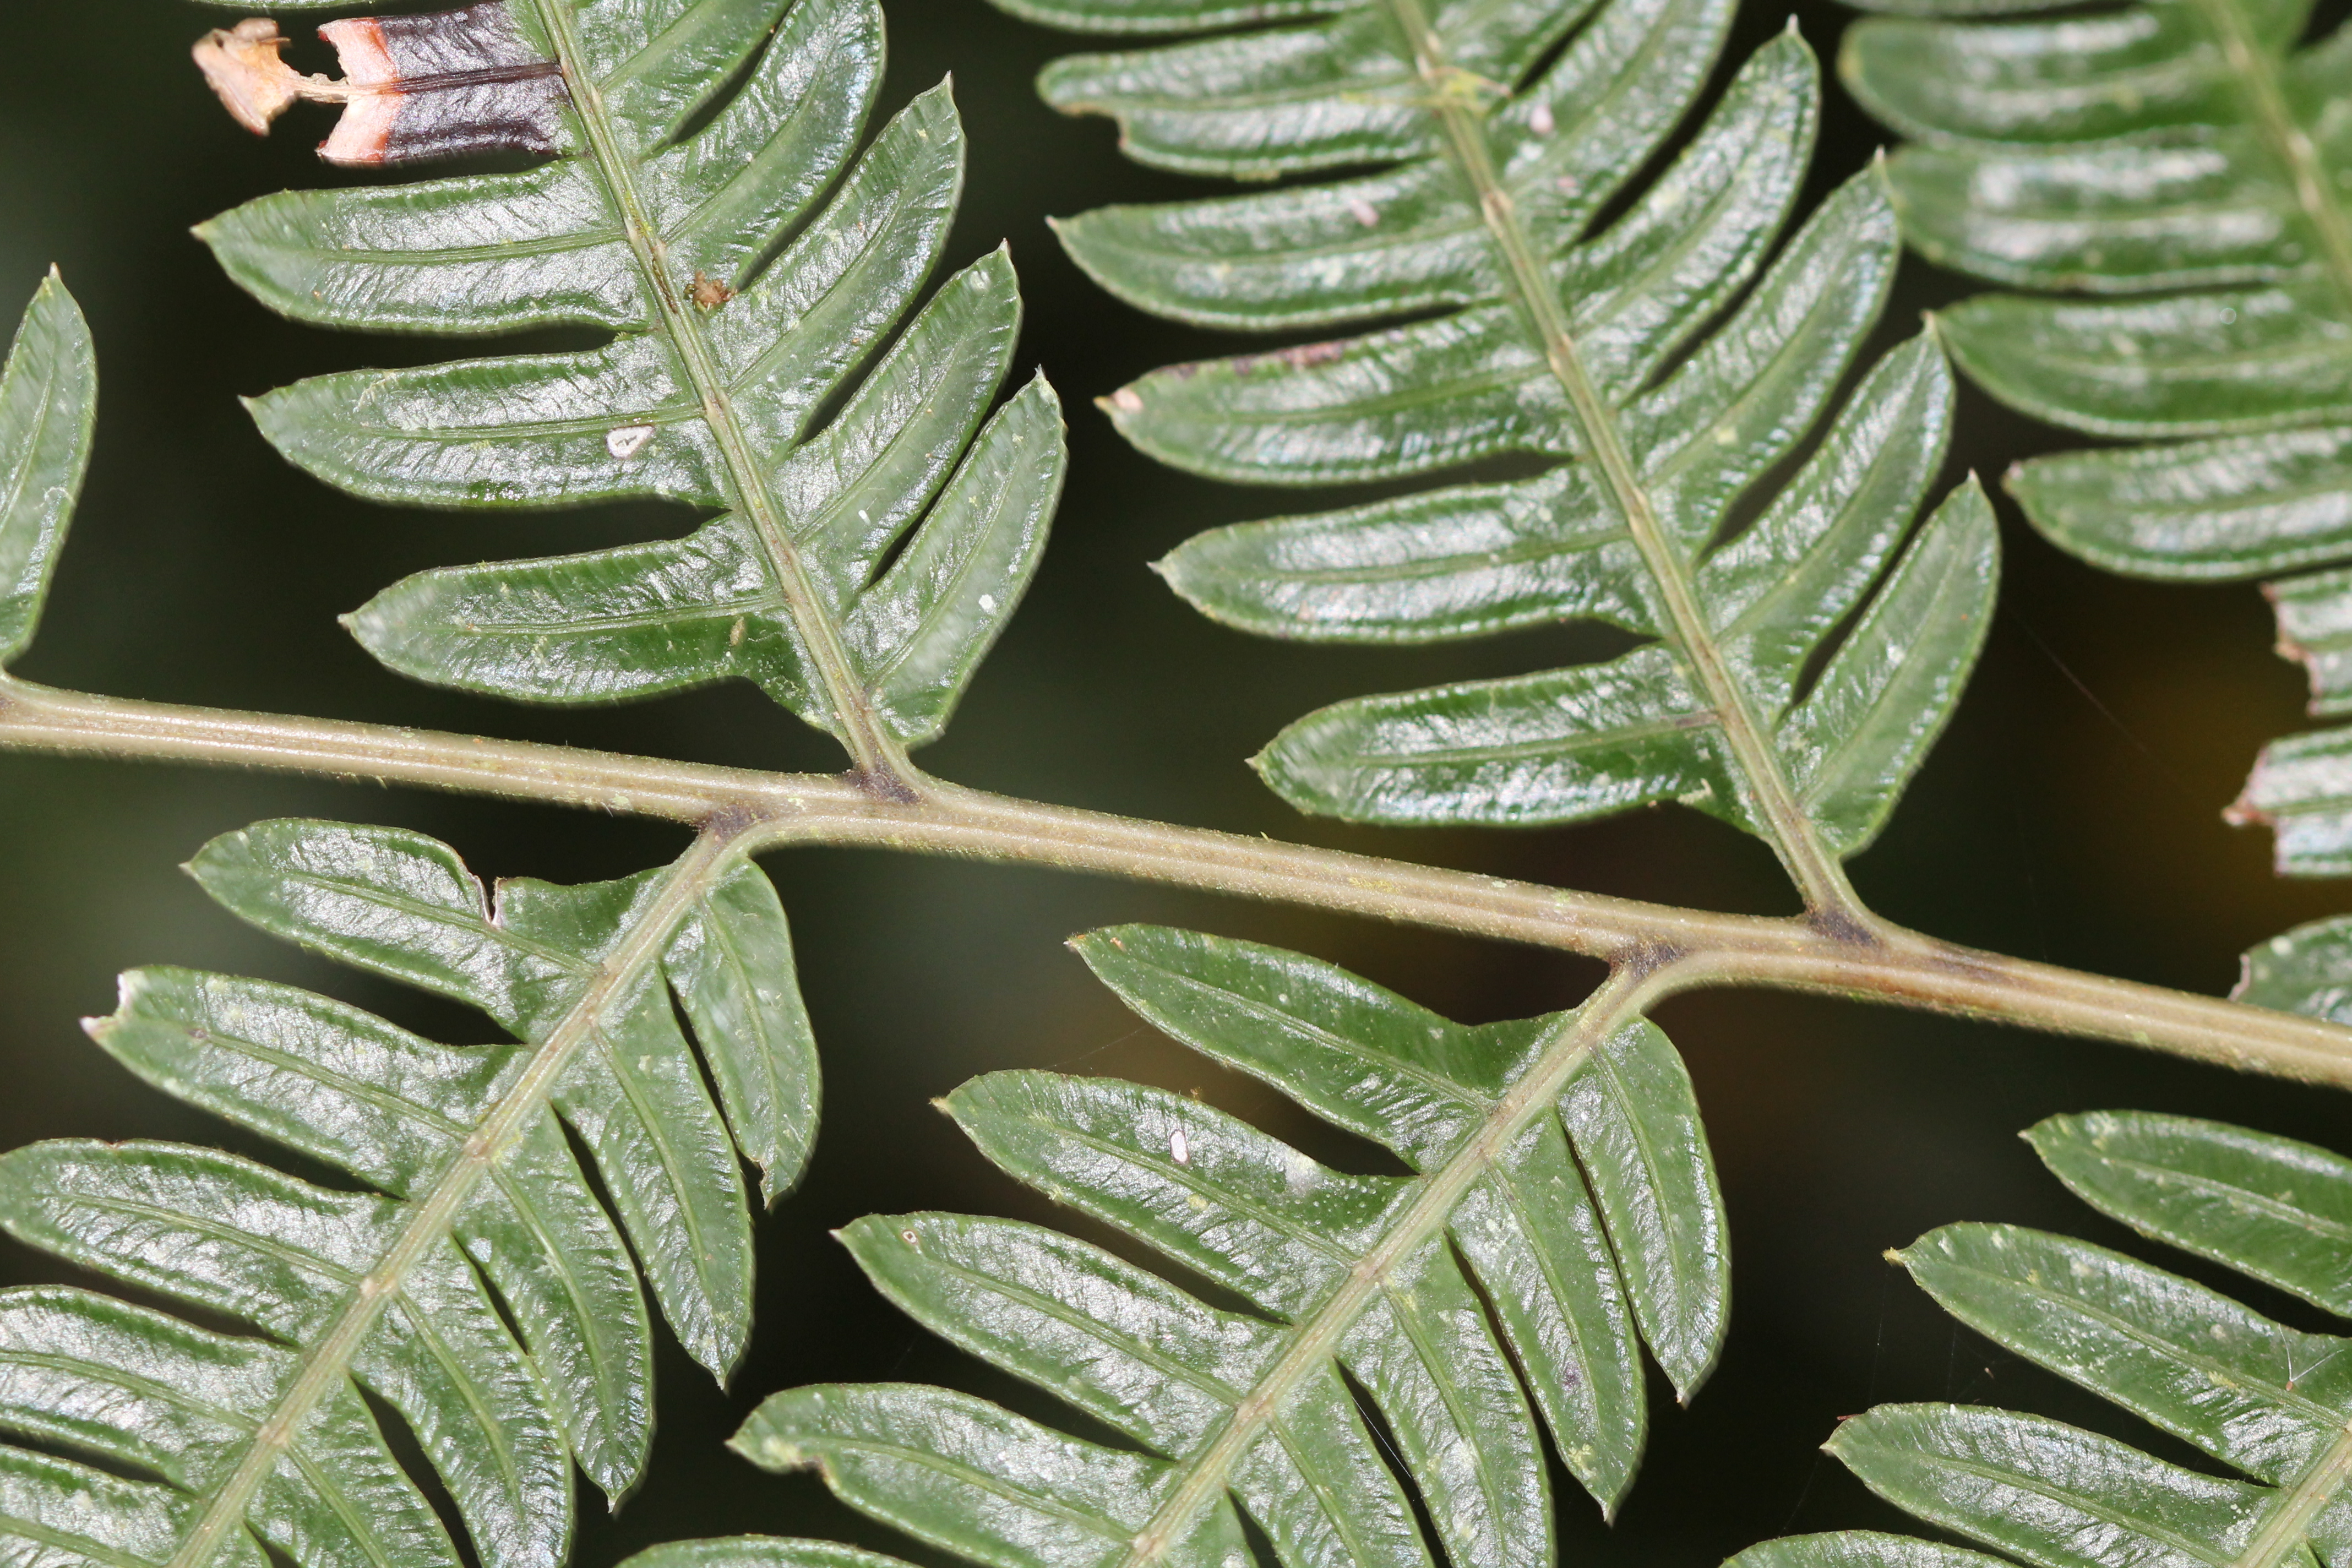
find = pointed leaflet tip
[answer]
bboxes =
[1,273,96,669]
[1022,364,1064,418]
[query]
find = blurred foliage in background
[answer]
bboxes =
[3,1,2350,1562]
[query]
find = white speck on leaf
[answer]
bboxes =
[606,424,655,460]
[1347,198,1379,227]
[1530,101,1554,135]
[1171,1129,1190,1164]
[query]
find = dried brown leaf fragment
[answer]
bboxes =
[193,2,569,168]
[193,19,312,137]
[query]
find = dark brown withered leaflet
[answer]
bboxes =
[318,3,568,165]
[194,3,567,166]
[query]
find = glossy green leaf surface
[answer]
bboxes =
[1742,1110,2352,1568]
[202,0,1065,754]
[0,815,822,1568]
[736,924,1729,1567]
[614,1538,921,1568]
[2232,727,2352,876]
[2029,1110,2352,1320]
[1730,1536,2019,1568]
[1238,340,1990,851]
[0,273,94,667]
[1841,0,2352,883]
[2239,913,2352,1021]
[1008,0,1991,863]
[186,819,757,1370]
[1830,1403,2288,1568]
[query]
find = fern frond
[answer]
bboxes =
[1839,0,2352,876]
[1731,1108,2352,1568]
[193,0,1066,775]
[0,289,818,1567]
[733,925,1725,1568]
[0,814,816,1568]
[998,0,1994,898]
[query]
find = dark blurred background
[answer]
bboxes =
[0,1,2346,1562]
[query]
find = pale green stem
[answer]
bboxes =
[161,830,743,1568]
[524,1,913,791]
[1375,0,1865,918]
[3,674,2350,1089]
[2234,1425,2352,1568]
[1119,960,1677,1568]
[2189,0,2352,314]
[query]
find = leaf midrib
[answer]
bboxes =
[2095,1154,2352,1250]
[1122,957,1479,1113]
[1930,1252,2344,1434]
[1387,0,1863,912]
[2235,1422,2352,1568]
[1112,962,1674,1568]
[1348,704,1716,767]
[284,1446,402,1568]
[152,1022,487,1158]
[908,1245,1256,1413]
[1030,1114,1364,1273]
[530,1,906,779]
[0,1346,257,1451]
[2188,0,2352,318]
[1224,523,1631,585]
[158,834,738,1568]
[444,593,788,638]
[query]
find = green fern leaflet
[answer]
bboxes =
[197,0,1066,774]
[737,925,1727,1568]
[0,309,822,1553]
[0,796,821,1568]
[1841,0,2352,877]
[0,0,1084,1556]
[1733,1108,2352,1568]
[999,0,1995,901]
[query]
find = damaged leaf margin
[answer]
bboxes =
[194,2,567,167]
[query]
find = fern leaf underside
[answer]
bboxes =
[1011,0,1995,865]
[0,204,828,1568]
[0,809,821,1568]
[1734,1108,2352,1568]
[198,0,1066,758]
[1842,0,2352,875]
[737,925,1729,1568]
